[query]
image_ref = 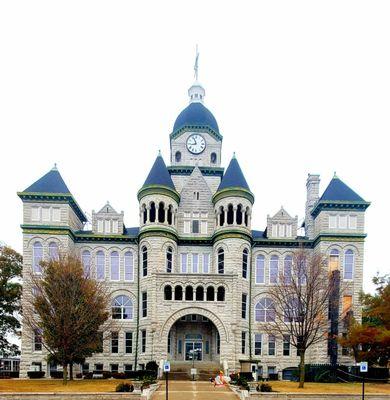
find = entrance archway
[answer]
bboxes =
[159,307,229,364]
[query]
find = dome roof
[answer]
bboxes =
[172,102,219,134]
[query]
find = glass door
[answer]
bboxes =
[185,341,203,361]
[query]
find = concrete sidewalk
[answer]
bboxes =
[152,381,237,400]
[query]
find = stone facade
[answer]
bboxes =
[17,76,370,379]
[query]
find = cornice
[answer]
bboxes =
[137,185,180,203]
[212,187,255,205]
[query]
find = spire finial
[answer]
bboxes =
[194,44,199,81]
[51,163,58,171]
[158,149,161,157]
[333,171,338,179]
[233,152,236,159]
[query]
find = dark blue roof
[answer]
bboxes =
[252,230,266,239]
[173,102,219,134]
[124,227,140,236]
[320,177,365,202]
[218,157,251,191]
[143,155,175,189]
[24,168,71,193]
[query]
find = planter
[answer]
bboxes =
[248,382,259,392]
[132,380,143,394]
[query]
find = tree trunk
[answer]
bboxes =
[69,362,73,381]
[298,350,305,388]
[62,364,68,385]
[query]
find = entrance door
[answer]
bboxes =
[185,341,202,361]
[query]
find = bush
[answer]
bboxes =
[112,372,127,379]
[83,372,93,379]
[115,382,134,392]
[239,372,254,382]
[76,373,83,379]
[27,371,45,379]
[146,361,158,372]
[0,371,19,378]
[142,374,156,389]
[50,370,63,379]
[268,373,278,381]
[259,383,272,392]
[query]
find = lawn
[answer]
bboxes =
[0,379,132,393]
[266,381,390,394]
[0,379,389,394]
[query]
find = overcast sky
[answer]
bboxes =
[1,1,389,293]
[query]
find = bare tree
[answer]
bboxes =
[24,252,111,384]
[265,249,336,388]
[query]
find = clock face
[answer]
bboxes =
[186,134,206,154]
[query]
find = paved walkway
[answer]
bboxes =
[152,381,237,400]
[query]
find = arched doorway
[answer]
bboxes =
[160,308,229,364]
[167,314,220,362]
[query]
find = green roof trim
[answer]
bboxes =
[20,225,138,243]
[137,185,180,203]
[170,125,223,142]
[168,166,225,177]
[313,232,367,247]
[311,200,370,217]
[212,187,255,205]
[17,192,87,223]
[212,229,252,244]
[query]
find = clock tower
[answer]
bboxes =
[169,69,222,168]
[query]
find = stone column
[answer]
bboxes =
[223,208,227,227]
[164,207,168,224]
[233,206,237,225]
[146,206,150,223]
[241,210,245,225]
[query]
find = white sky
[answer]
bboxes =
[1,1,389,293]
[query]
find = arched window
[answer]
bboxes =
[242,248,248,279]
[329,249,340,272]
[158,202,165,223]
[142,246,148,277]
[164,285,172,300]
[255,298,275,322]
[217,286,225,301]
[149,202,156,223]
[217,248,224,274]
[210,152,217,164]
[270,255,279,284]
[244,207,249,227]
[96,250,105,280]
[142,204,147,224]
[33,241,43,273]
[175,151,181,162]
[167,205,173,225]
[112,295,133,320]
[284,255,292,284]
[48,241,59,260]
[185,286,193,301]
[227,204,234,225]
[196,286,204,301]
[124,251,134,281]
[206,286,215,301]
[284,297,303,322]
[82,250,91,276]
[344,250,354,280]
[166,247,173,273]
[110,251,119,280]
[219,206,225,227]
[255,255,265,284]
[174,285,183,301]
[236,204,243,225]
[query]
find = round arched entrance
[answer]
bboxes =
[159,307,229,364]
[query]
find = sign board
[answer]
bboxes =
[191,368,197,376]
[163,361,171,372]
[360,362,368,373]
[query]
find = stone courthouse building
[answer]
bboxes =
[18,69,370,379]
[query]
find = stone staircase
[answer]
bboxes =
[167,361,221,381]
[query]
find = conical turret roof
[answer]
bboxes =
[143,153,175,189]
[218,155,250,191]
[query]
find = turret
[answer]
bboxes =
[212,154,254,233]
[137,153,180,234]
[18,164,87,232]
